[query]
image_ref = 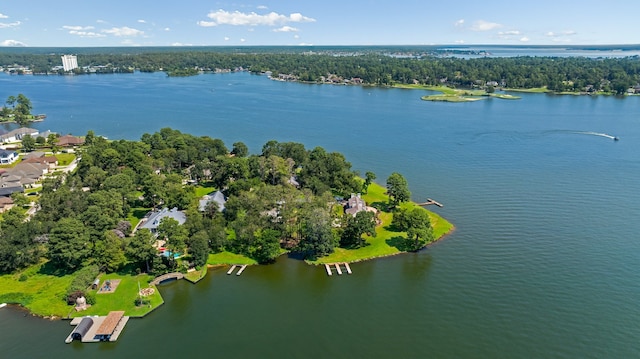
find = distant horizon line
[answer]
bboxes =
[2,43,640,49]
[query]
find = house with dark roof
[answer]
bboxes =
[140,207,186,233]
[0,186,24,197]
[0,149,19,164]
[57,134,85,147]
[198,190,226,212]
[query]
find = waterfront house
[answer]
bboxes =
[140,207,186,234]
[344,193,378,217]
[57,134,85,147]
[0,149,19,164]
[0,128,39,143]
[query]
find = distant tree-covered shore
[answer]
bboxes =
[1,48,639,94]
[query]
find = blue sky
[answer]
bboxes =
[1,1,638,47]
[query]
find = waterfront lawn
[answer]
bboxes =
[310,182,454,264]
[0,261,74,317]
[70,272,163,318]
[207,251,257,266]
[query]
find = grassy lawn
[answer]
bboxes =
[0,262,75,317]
[421,94,485,102]
[184,268,208,283]
[55,153,76,166]
[70,272,164,318]
[194,186,215,198]
[207,251,257,266]
[310,182,454,265]
[127,206,151,228]
[0,262,164,318]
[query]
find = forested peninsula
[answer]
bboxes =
[1,47,640,95]
[0,128,452,317]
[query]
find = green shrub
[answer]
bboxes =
[67,265,99,295]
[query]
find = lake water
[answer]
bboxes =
[1,72,639,358]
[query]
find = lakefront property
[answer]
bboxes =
[0,127,453,330]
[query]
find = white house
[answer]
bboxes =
[0,149,18,164]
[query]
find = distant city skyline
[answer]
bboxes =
[1,1,639,47]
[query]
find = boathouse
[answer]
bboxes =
[70,317,94,341]
[94,311,125,341]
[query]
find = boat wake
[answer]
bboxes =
[575,131,619,140]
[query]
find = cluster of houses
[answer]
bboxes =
[0,127,85,213]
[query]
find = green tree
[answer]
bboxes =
[157,217,188,261]
[298,207,335,260]
[187,230,210,267]
[403,208,434,251]
[127,229,157,273]
[21,134,35,152]
[251,228,281,264]
[93,230,127,273]
[5,95,16,109]
[48,218,91,271]
[363,171,376,193]
[386,172,411,207]
[340,210,377,248]
[231,141,249,157]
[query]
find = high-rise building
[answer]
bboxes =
[61,55,78,72]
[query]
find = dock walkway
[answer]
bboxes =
[227,264,248,276]
[324,263,353,276]
[149,272,184,285]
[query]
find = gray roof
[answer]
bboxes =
[198,190,226,212]
[0,149,18,158]
[140,207,186,230]
[0,186,24,197]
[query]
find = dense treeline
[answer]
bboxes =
[0,128,373,277]
[1,51,639,93]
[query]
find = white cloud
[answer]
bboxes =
[455,39,465,44]
[298,42,313,46]
[520,37,529,42]
[563,30,576,36]
[171,42,192,46]
[224,36,230,41]
[197,20,217,27]
[138,19,146,23]
[273,26,299,32]
[0,13,9,19]
[102,26,144,37]
[0,21,20,28]
[63,25,95,31]
[1,39,27,47]
[96,19,107,24]
[471,20,502,31]
[240,38,246,42]
[454,19,464,27]
[498,30,521,36]
[199,9,315,27]
[257,5,268,10]
[164,27,171,31]
[294,34,299,39]
[546,30,577,39]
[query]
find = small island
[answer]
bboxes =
[0,128,453,320]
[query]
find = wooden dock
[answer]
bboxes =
[236,265,247,275]
[325,263,352,276]
[227,264,247,276]
[325,264,332,276]
[344,263,352,274]
[417,198,443,207]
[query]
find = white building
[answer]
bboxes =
[61,55,78,72]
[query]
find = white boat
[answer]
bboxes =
[0,303,7,308]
